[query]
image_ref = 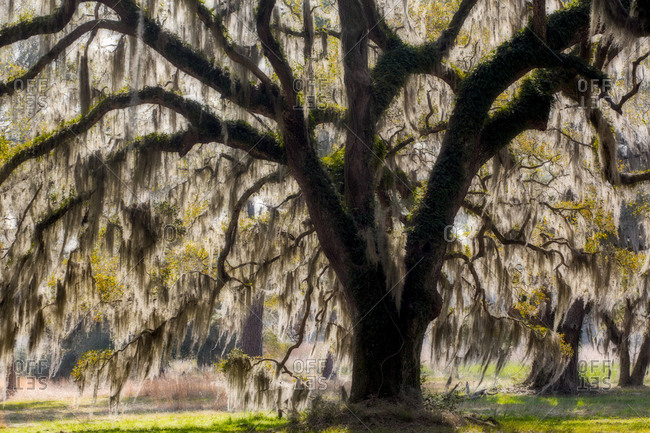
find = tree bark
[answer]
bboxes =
[526,298,590,394]
[602,300,638,387]
[523,291,555,390]
[349,306,427,402]
[617,302,634,387]
[629,319,650,386]
[241,293,264,357]
[532,0,547,40]
[553,298,590,393]
[5,356,16,399]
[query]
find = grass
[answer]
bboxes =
[2,363,649,432]
[2,411,289,433]
[3,389,650,432]
[457,388,650,432]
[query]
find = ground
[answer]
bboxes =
[2,388,649,432]
[1,360,648,432]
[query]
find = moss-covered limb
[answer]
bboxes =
[448,1,592,140]
[0,0,78,48]
[399,3,592,332]
[224,119,286,163]
[620,170,650,185]
[281,110,364,291]
[190,0,275,90]
[435,0,481,54]
[360,0,402,51]
[409,1,591,244]
[107,130,215,161]
[0,20,117,97]
[372,0,589,120]
[479,69,568,160]
[310,105,347,126]
[34,192,91,245]
[369,0,478,117]
[89,2,277,117]
[256,0,297,106]
[0,86,286,186]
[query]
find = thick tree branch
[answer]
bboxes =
[369,0,479,118]
[401,2,592,328]
[89,0,277,116]
[436,0,481,54]
[338,0,376,227]
[360,0,400,51]
[0,0,78,48]
[256,0,297,105]
[0,87,285,186]
[0,20,113,97]
[191,0,275,91]
[532,0,547,40]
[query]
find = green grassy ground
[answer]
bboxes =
[459,388,650,432]
[2,388,649,432]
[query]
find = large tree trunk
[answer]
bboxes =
[350,310,427,402]
[618,300,635,387]
[347,266,438,403]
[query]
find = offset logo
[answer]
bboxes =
[577,359,613,390]
[576,78,613,109]
[293,78,336,110]
[13,79,49,115]
[292,359,330,391]
[9,359,49,391]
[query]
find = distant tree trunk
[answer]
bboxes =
[241,293,264,357]
[532,0,547,39]
[602,300,640,387]
[322,351,334,379]
[617,302,634,387]
[5,357,16,399]
[551,298,590,393]
[629,319,650,386]
[526,298,591,394]
[523,289,555,390]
